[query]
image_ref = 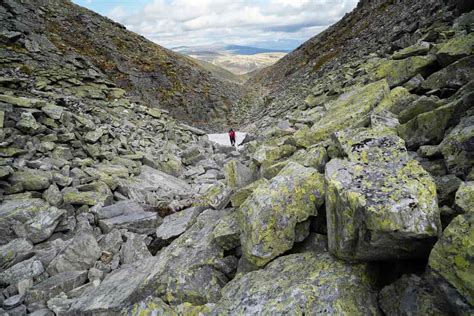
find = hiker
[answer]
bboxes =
[228,128,236,146]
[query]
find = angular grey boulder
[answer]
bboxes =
[119,232,151,265]
[95,200,161,235]
[47,221,101,275]
[0,199,50,245]
[22,207,65,244]
[0,257,44,286]
[155,206,206,240]
[0,238,33,268]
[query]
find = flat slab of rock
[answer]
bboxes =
[95,200,161,235]
[155,206,206,240]
[26,270,87,303]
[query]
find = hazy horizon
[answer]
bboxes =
[72,0,359,51]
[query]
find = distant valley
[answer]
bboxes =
[174,44,288,77]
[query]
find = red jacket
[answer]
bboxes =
[229,131,236,139]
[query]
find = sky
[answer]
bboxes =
[72,0,359,51]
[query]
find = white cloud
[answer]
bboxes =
[107,0,359,49]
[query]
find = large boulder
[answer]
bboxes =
[455,182,474,213]
[428,213,474,313]
[0,257,44,286]
[22,207,65,243]
[25,270,88,304]
[120,232,152,265]
[326,128,441,261]
[294,79,389,148]
[0,238,33,268]
[398,94,471,149]
[239,162,325,267]
[435,33,474,67]
[422,56,474,93]
[373,55,437,87]
[69,210,236,313]
[210,252,380,315]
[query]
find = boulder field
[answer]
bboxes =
[0,0,473,315]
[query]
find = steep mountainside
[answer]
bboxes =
[236,0,474,131]
[0,0,241,131]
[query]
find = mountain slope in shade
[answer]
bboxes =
[1,0,241,131]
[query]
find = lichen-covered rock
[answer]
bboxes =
[223,159,255,189]
[230,178,267,208]
[41,103,64,120]
[197,181,232,210]
[252,143,296,168]
[210,252,380,315]
[290,143,328,172]
[398,95,444,124]
[393,41,431,60]
[0,199,50,245]
[428,213,474,313]
[439,116,474,178]
[436,33,474,66]
[47,225,101,275]
[63,181,113,206]
[326,128,441,261]
[455,182,474,213]
[422,56,474,92]
[26,270,88,304]
[212,212,240,250]
[121,296,177,316]
[23,207,65,243]
[294,79,389,148]
[378,274,450,316]
[239,162,325,267]
[9,169,52,191]
[376,86,417,115]
[373,55,437,87]
[0,238,33,268]
[0,257,44,286]
[398,96,471,149]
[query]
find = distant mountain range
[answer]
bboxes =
[173,44,289,76]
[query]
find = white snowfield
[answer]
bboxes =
[207,132,246,148]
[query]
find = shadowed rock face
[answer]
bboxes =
[0,0,242,131]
